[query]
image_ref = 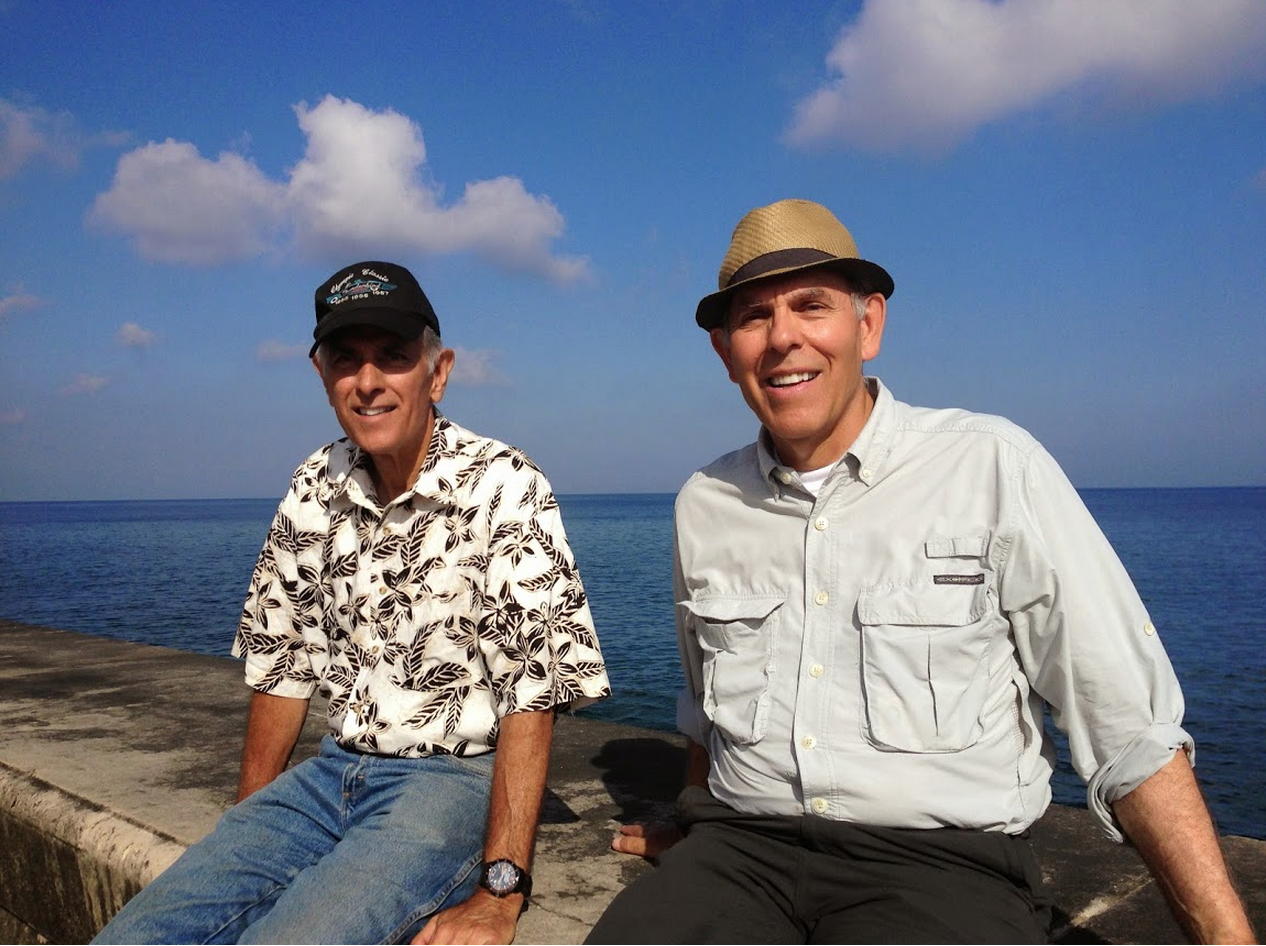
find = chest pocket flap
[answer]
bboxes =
[858,579,993,753]
[681,594,785,745]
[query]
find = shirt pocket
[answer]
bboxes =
[858,567,993,753]
[682,594,784,746]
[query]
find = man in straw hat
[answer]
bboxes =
[587,200,1251,943]
[95,261,610,945]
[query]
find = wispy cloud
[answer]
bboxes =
[0,408,26,426]
[117,321,156,348]
[0,96,126,180]
[786,0,1266,152]
[0,291,43,320]
[59,373,111,397]
[88,95,587,281]
[255,340,309,362]
[449,347,509,386]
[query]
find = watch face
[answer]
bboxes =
[486,860,520,894]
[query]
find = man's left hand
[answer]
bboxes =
[412,890,523,945]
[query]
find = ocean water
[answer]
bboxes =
[1,488,1262,839]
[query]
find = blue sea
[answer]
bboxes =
[1,489,1263,839]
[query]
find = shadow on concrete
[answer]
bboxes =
[591,736,685,823]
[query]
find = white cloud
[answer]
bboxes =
[256,340,309,362]
[0,291,42,320]
[0,97,126,181]
[88,140,287,264]
[0,408,26,426]
[117,321,156,348]
[448,347,509,386]
[88,95,587,281]
[288,96,587,281]
[59,373,111,397]
[786,0,1266,152]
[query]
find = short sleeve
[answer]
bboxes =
[476,464,609,716]
[232,459,326,699]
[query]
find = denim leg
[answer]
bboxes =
[238,751,494,945]
[93,738,350,945]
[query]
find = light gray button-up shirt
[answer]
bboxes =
[674,379,1189,840]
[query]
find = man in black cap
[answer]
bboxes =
[95,261,610,945]
[587,201,1251,943]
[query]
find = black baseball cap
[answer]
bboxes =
[309,261,441,357]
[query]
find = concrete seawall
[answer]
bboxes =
[1,619,1261,944]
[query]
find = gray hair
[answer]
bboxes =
[315,326,444,372]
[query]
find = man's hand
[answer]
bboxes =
[412,890,522,945]
[610,821,682,859]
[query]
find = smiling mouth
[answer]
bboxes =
[767,371,819,388]
[354,406,394,416]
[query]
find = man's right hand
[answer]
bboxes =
[609,821,682,859]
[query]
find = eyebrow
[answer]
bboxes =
[733,285,832,312]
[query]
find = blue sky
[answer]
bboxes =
[2,0,1264,501]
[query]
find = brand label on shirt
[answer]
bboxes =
[933,573,985,585]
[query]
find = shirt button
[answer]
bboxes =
[378,585,387,594]
[801,735,817,749]
[811,797,828,814]
[1143,621,1156,636]
[809,664,824,678]
[860,467,874,479]
[814,517,828,531]
[814,590,829,606]
[777,470,793,484]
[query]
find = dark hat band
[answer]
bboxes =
[727,248,837,287]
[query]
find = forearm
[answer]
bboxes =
[483,708,555,867]
[236,689,310,802]
[1113,750,1254,944]
[414,709,555,944]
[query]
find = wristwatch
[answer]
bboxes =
[479,858,533,899]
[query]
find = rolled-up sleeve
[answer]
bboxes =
[1001,445,1191,842]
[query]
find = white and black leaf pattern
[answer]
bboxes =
[527,520,571,572]
[518,572,557,593]
[234,415,609,758]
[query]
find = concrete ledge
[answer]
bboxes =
[1,620,1261,943]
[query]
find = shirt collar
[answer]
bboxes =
[323,410,457,511]
[756,377,895,495]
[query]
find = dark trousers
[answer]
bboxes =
[586,787,1051,944]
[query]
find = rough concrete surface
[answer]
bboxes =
[1,620,1262,944]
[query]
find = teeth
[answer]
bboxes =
[357,407,391,416]
[769,372,816,387]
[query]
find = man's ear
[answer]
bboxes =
[429,348,456,404]
[710,329,737,383]
[859,292,887,363]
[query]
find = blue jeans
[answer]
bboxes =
[94,736,494,945]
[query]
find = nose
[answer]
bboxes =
[766,301,802,353]
[353,358,385,396]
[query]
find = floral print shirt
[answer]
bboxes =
[233,413,610,757]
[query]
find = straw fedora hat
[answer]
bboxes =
[695,199,894,330]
